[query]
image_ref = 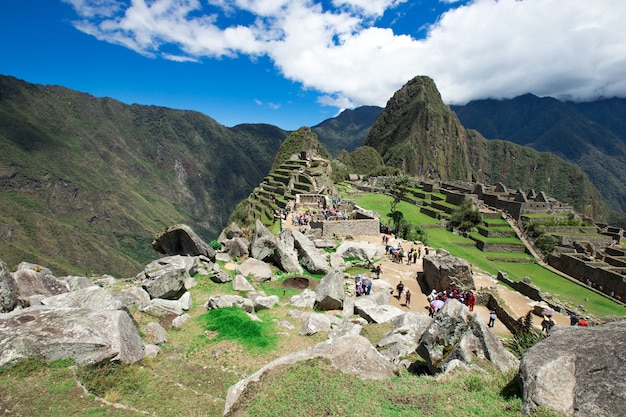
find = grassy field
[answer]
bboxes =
[348,190,625,318]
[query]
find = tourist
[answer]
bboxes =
[577,318,589,327]
[488,310,496,327]
[374,264,382,279]
[405,289,411,308]
[396,280,404,299]
[467,292,476,312]
[569,312,579,326]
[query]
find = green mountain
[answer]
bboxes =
[364,76,609,221]
[0,75,287,276]
[451,94,626,216]
[312,106,382,156]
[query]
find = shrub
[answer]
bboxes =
[535,234,557,253]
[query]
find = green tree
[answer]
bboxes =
[448,199,482,233]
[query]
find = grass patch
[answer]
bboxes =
[197,307,279,353]
[238,360,565,417]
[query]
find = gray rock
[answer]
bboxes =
[12,268,69,301]
[377,312,432,361]
[143,322,167,345]
[422,252,475,291]
[416,299,518,374]
[313,239,337,249]
[0,306,144,366]
[209,264,233,284]
[298,313,341,335]
[289,288,316,308]
[0,259,19,313]
[143,343,161,358]
[152,224,216,260]
[218,222,246,243]
[250,220,277,262]
[329,320,362,338]
[206,295,254,313]
[41,286,122,310]
[314,269,345,311]
[224,335,397,415]
[140,298,184,317]
[172,313,191,328]
[342,295,355,317]
[292,229,330,274]
[179,291,192,310]
[236,258,272,283]
[253,295,279,311]
[354,298,404,323]
[114,286,151,309]
[273,228,303,274]
[59,276,95,291]
[520,321,626,417]
[336,241,383,262]
[232,274,255,291]
[142,268,186,300]
[223,237,250,258]
[329,252,347,269]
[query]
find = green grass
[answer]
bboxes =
[196,307,279,353]
[239,359,564,417]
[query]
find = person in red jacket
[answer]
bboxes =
[577,318,589,327]
[467,292,476,312]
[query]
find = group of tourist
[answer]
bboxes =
[385,243,429,264]
[427,287,477,317]
[355,275,373,296]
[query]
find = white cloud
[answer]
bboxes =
[65,0,626,109]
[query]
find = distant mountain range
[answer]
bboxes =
[451,94,626,216]
[0,74,624,277]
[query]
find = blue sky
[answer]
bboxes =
[2,0,625,130]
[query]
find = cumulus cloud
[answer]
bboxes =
[64,0,626,109]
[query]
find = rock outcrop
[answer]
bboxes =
[0,259,18,313]
[422,250,475,291]
[416,299,518,374]
[314,269,344,311]
[0,306,145,366]
[520,321,626,417]
[250,220,277,262]
[152,224,216,259]
[292,229,330,274]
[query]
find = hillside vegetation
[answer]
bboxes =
[0,75,287,276]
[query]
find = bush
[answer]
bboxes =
[535,234,557,253]
[448,200,482,233]
[209,240,222,250]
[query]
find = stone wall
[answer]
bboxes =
[548,253,626,299]
[310,219,380,237]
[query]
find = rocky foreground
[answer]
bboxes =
[1,223,624,416]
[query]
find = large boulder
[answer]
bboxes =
[520,321,626,417]
[0,306,145,366]
[314,269,345,311]
[250,220,277,262]
[140,298,184,317]
[223,335,397,416]
[222,237,250,258]
[422,250,475,291]
[142,266,187,300]
[41,286,122,310]
[416,299,518,374]
[292,229,330,274]
[232,274,255,292]
[236,258,273,283]
[0,259,19,313]
[377,312,432,361]
[218,222,246,243]
[354,298,404,323]
[298,313,341,335]
[289,288,316,309]
[273,228,303,274]
[12,266,69,303]
[335,241,383,262]
[152,224,216,259]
